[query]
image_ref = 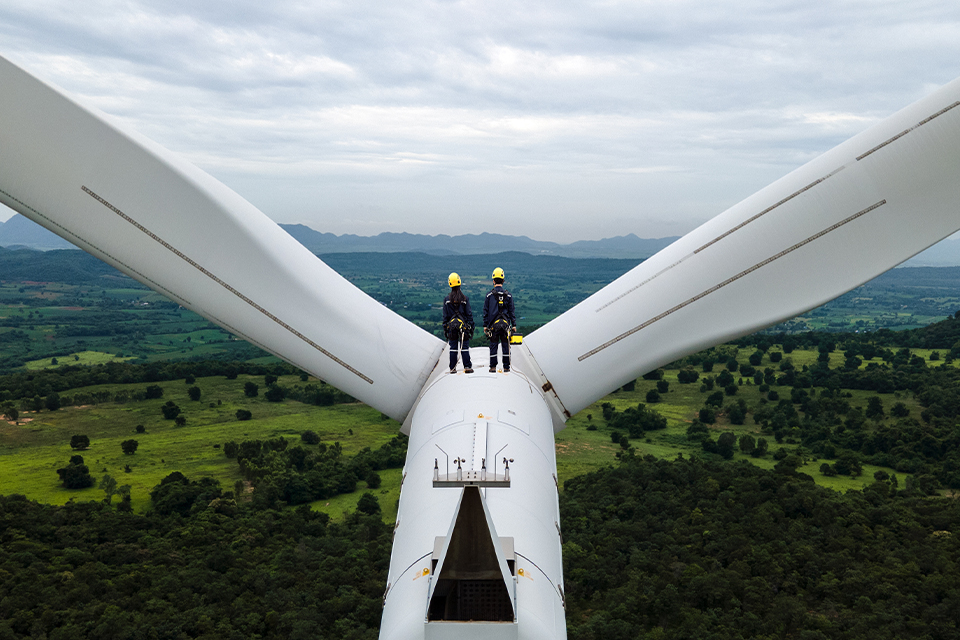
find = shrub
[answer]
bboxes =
[160,401,181,420]
[705,391,724,407]
[187,386,202,401]
[57,456,94,489]
[121,439,139,455]
[244,382,259,397]
[145,385,164,399]
[264,385,286,402]
[70,434,90,450]
[236,409,252,421]
[645,389,660,403]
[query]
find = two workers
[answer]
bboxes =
[443,267,516,374]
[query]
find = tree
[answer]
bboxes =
[774,454,801,475]
[236,409,252,421]
[705,391,724,407]
[622,379,636,392]
[301,430,320,445]
[265,374,279,386]
[100,474,118,504]
[356,492,381,515]
[366,471,382,489]
[717,432,737,459]
[45,392,61,411]
[866,396,885,420]
[656,379,669,393]
[161,401,181,419]
[116,485,133,512]
[677,368,699,384]
[728,404,746,425]
[135,424,145,433]
[698,407,716,424]
[187,386,202,401]
[175,415,187,427]
[121,439,139,455]
[57,455,94,489]
[70,434,90,450]
[752,437,769,458]
[3,405,18,423]
[185,374,196,384]
[145,385,164,399]
[738,434,756,455]
[645,389,660,403]
[243,382,259,397]
[264,385,285,402]
[891,402,909,417]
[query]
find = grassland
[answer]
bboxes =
[2,346,934,524]
[0,373,404,519]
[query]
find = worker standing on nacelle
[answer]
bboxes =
[484,267,516,373]
[442,273,474,374]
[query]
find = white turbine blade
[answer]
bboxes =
[525,76,960,419]
[0,55,444,421]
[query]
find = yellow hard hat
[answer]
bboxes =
[492,267,505,280]
[448,272,461,287]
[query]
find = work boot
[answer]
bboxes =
[464,368,474,374]
[449,369,457,374]
[489,366,496,373]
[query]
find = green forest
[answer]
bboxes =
[3,250,960,638]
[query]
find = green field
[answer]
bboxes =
[0,373,404,519]
[556,349,924,493]
[2,345,930,522]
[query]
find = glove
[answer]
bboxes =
[484,327,492,339]
[511,326,517,335]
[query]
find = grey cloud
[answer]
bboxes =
[1,1,960,241]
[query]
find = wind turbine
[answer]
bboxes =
[3,54,960,640]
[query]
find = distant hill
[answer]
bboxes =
[280,225,678,259]
[0,215,76,250]
[902,237,960,267]
[5,210,960,263]
[0,246,133,284]
[0,213,675,258]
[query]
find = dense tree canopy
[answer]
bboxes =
[562,454,960,640]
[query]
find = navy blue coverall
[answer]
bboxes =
[483,284,515,371]
[442,295,474,371]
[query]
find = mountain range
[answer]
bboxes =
[2,212,959,264]
[0,214,678,259]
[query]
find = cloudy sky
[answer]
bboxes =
[1,1,959,243]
